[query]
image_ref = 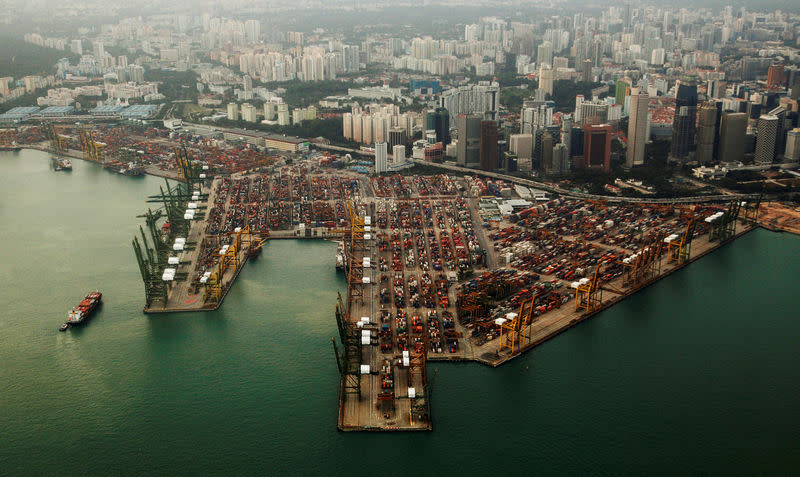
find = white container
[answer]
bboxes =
[408,387,416,398]
[168,257,180,265]
[360,365,370,374]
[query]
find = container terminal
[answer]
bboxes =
[3,122,772,431]
[119,146,758,431]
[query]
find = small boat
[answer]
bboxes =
[248,242,263,258]
[59,323,69,332]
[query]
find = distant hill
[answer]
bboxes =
[0,36,75,79]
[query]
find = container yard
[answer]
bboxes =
[14,122,761,431]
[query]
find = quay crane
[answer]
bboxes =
[574,263,624,314]
[666,217,697,265]
[79,128,106,163]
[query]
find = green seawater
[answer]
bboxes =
[1,149,799,476]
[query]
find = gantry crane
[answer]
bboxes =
[203,225,251,303]
[79,128,105,162]
[574,262,624,313]
[43,122,69,155]
[666,217,697,266]
[499,292,538,354]
[708,200,741,242]
[332,292,362,402]
[620,231,666,289]
[345,200,366,302]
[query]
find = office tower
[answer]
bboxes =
[456,114,481,168]
[584,124,612,172]
[626,88,649,168]
[509,134,533,172]
[540,132,554,174]
[479,121,499,171]
[388,127,406,149]
[768,106,787,159]
[696,101,718,164]
[539,65,554,96]
[440,81,499,123]
[552,143,569,175]
[767,64,785,90]
[671,81,698,160]
[227,103,239,121]
[561,115,572,158]
[785,128,800,163]
[375,142,388,174]
[425,107,450,145]
[393,144,406,163]
[718,112,747,164]
[755,115,779,163]
[582,59,593,83]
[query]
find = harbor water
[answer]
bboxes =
[1,149,799,475]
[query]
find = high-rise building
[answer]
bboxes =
[456,114,481,168]
[479,120,499,171]
[440,81,499,124]
[755,115,779,163]
[552,143,569,175]
[375,142,388,174]
[265,102,277,121]
[388,127,406,149]
[70,39,82,55]
[767,64,785,90]
[241,103,258,122]
[425,107,450,145]
[615,80,630,107]
[277,103,290,126]
[537,41,553,67]
[579,101,609,126]
[243,75,252,92]
[582,59,593,83]
[539,65,554,97]
[227,103,239,121]
[245,20,261,44]
[670,81,698,160]
[584,124,612,172]
[540,132,554,174]
[718,112,748,164]
[696,101,718,164]
[392,144,406,163]
[509,134,533,172]
[785,128,800,163]
[626,88,649,168]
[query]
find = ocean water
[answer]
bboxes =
[1,149,798,476]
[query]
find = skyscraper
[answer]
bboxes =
[626,88,649,168]
[509,134,533,172]
[767,64,785,90]
[392,144,406,163]
[539,65,554,97]
[718,112,748,164]
[670,81,698,160]
[456,114,481,168]
[425,108,450,145]
[375,142,388,174]
[696,101,718,164]
[755,115,779,164]
[540,132,554,174]
[582,59,593,83]
[479,121,499,171]
[584,124,612,172]
[785,128,800,163]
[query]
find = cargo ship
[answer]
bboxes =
[64,291,102,327]
[51,156,72,171]
[104,160,144,176]
[335,241,345,272]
